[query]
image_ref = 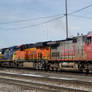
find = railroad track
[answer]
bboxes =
[0,67,92,80]
[0,71,92,92]
[0,67,92,76]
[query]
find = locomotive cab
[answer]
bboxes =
[84,33,92,61]
[85,36,91,45]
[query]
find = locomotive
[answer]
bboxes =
[0,32,92,73]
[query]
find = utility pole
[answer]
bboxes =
[65,0,68,39]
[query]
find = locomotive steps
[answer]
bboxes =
[0,72,91,92]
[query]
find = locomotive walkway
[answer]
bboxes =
[0,71,91,92]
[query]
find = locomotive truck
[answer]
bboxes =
[0,32,92,73]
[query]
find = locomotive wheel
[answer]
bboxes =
[16,62,23,68]
[33,63,36,70]
[85,69,89,74]
[78,63,84,73]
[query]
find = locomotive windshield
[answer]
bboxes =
[86,36,91,45]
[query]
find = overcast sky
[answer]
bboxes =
[0,0,92,48]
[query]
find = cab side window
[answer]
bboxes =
[86,37,91,45]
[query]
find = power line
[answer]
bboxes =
[0,2,92,26]
[1,2,92,30]
[0,13,64,25]
[69,3,92,15]
[70,15,92,20]
[0,15,65,30]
